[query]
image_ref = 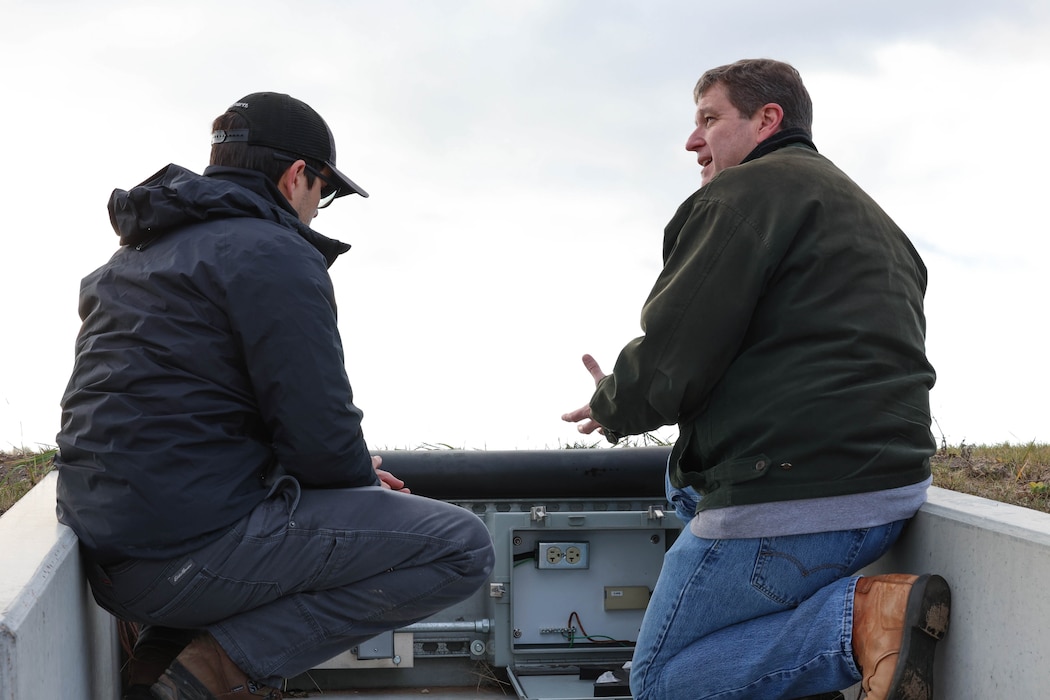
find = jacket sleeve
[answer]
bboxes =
[222,227,378,489]
[590,194,771,437]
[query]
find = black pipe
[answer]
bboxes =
[372,447,672,500]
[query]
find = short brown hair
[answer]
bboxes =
[694,59,813,134]
[209,111,319,188]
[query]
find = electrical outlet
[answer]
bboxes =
[536,542,590,569]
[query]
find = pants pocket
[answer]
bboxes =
[146,566,283,628]
[750,529,867,607]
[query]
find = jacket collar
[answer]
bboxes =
[741,128,816,165]
[202,166,351,268]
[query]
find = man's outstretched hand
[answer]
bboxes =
[561,353,609,435]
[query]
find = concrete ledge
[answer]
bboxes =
[0,471,118,700]
[858,485,1050,697]
[3,473,1049,698]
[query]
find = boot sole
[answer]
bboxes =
[886,574,951,700]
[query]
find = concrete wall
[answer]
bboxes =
[0,472,119,700]
[2,473,1049,698]
[854,485,1050,698]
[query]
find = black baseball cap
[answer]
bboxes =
[211,92,368,200]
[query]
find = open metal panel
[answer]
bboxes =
[290,448,679,699]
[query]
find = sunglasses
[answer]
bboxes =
[273,152,339,209]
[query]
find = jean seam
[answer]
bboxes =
[842,575,861,677]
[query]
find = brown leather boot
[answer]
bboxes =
[151,632,282,699]
[852,573,950,700]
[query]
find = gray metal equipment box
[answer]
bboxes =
[494,503,675,699]
[291,447,680,700]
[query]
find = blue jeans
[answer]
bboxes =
[632,474,905,698]
[85,477,494,683]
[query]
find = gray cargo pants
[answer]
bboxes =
[85,476,495,683]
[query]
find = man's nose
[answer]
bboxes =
[685,128,704,151]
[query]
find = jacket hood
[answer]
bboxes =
[107,164,351,267]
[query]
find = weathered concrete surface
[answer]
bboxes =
[855,486,1050,698]
[0,471,118,700]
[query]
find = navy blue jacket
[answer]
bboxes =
[55,164,376,563]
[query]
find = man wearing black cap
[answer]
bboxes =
[54,93,495,700]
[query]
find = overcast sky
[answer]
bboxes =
[1,0,1047,453]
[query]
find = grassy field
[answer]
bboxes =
[930,440,1050,514]
[3,442,1049,517]
[0,448,57,516]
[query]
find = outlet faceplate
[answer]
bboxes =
[536,541,590,569]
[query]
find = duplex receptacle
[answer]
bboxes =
[536,541,590,569]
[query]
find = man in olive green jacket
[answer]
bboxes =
[564,59,949,700]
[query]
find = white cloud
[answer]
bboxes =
[1,0,1047,450]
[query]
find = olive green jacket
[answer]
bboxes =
[590,134,935,510]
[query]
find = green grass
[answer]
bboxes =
[0,448,57,516]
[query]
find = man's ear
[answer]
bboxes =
[276,159,308,203]
[757,103,785,139]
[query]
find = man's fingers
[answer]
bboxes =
[581,353,606,384]
[565,356,609,435]
[576,419,603,435]
[562,404,592,423]
[372,458,410,493]
[375,467,409,493]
